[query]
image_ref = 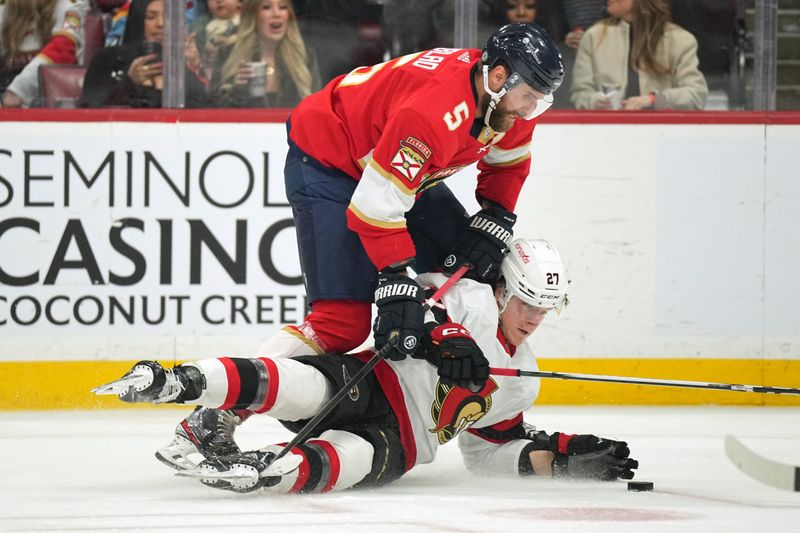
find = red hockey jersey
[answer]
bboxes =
[288,47,538,271]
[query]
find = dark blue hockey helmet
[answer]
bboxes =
[481,22,564,96]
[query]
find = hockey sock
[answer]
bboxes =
[184,356,333,419]
[304,300,372,354]
[262,430,374,494]
[252,300,371,357]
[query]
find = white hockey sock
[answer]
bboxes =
[263,430,374,494]
[182,357,333,420]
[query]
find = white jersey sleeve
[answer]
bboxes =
[458,429,535,475]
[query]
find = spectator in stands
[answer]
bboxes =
[80,0,208,108]
[570,0,707,110]
[503,0,538,23]
[537,0,607,108]
[210,0,319,108]
[191,0,241,75]
[555,0,607,50]
[95,0,127,13]
[297,0,383,83]
[0,0,88,107]
[103,1,132,47]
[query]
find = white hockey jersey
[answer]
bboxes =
[358,273,542,475]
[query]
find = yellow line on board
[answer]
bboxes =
[535,359,800,406]
[0,359,798,410]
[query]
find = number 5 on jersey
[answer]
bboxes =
[444,101,469,131]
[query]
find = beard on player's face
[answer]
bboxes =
[480,93,518,132]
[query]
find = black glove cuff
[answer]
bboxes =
[518,442,539,476]
[478,206,517,228]
[381,259,413,275]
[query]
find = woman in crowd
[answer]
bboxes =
[570,0,707,110]
[210,0,319,108]
[0,0,88,107]
[80,0,208,108]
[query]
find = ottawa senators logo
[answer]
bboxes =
[429,378,499,445]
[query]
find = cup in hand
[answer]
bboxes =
[601,83,622,110]
[248,61,267,97]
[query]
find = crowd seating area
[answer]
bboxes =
[1,0,795,110]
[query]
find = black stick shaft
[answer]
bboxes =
[492,368,800,396]
[269,265,470,464]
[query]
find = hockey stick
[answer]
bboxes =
[489,368,800,396]
[725,435,800,491]
[177,264,471,482]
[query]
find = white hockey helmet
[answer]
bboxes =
[499,238,569,312]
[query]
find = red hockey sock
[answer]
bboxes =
[305,299,372,354]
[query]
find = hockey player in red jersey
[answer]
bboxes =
[95,238,639,494]
[256,22,566,365]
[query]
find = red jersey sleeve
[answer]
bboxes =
[475,119,537,211]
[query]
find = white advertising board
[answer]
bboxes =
[0,121,797,361]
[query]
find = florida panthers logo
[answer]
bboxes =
[429,378,499,445]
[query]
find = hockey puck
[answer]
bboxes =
[627,481,654,492]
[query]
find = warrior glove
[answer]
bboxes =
[443,206,516,283]
[373,272,425,360]
[550,433,638,481]
[422,322,489,390]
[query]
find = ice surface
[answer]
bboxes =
[1,406,798,532]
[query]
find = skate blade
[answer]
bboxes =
[175,469,258,482]
[91,371,151,396]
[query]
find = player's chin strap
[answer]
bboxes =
[482,64,507,129]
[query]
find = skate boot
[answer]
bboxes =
[178,447,302,493]
[155,407,243,471]
[92,361,203,404]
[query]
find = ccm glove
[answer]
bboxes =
[443,206,516,283]
[373,272,425,360]
[550,433,638,481]
[422,322,489,390]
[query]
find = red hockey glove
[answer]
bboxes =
[549,432,638,481]
[422,322,489,390]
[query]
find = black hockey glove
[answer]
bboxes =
[373,272,425,361]
[442,206,516,283]
[421,322,489,390]
[549,433,638,481]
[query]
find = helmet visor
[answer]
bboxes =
[503,72,553,120]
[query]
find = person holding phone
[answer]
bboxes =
[80,0,208,107]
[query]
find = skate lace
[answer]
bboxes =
[154,368,185,404]
[206,411,240,455]
[217,411,239,439]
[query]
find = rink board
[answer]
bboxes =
[1,358,799,409]
[0,111,798,408]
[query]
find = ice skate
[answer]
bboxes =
[155,407,243,471]
[92,361,203,404]
[176,448,302,493]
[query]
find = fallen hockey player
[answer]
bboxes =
[94,238,638,493]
